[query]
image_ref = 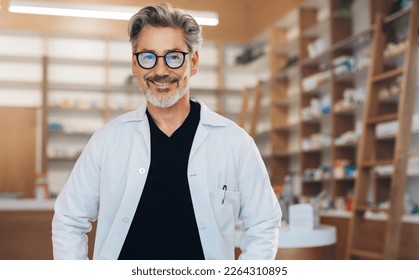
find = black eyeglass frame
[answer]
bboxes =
[133,51,190,70]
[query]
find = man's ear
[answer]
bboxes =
[190,51,199,76]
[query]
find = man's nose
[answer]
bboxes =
[153,57,169,75]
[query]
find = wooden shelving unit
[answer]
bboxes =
[269,0,375,200]
[268,0,419,259]
[44,38,109,180]
[346,0,419,260]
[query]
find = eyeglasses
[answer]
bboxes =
[134,51,189,69]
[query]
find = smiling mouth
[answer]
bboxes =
[147,77,177,87]
[147,74,177,82]
[147,78,179,90]
[152,81,171,86]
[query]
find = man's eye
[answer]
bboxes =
[168,54,181,60]
[143,54,155,60]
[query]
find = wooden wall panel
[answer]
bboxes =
[0,107,36,198]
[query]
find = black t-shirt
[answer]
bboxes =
[118,100,204,260]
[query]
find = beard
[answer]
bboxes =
[140,74,189,108]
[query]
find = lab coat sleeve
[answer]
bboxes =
[237,136,281,259]
[51,133,102,259]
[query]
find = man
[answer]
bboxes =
[52,3,281,260]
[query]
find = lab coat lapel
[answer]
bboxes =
[121,108,151,216]
[187,123,213,258]
[98,110,152,259]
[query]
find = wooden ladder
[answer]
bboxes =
[346,1,419,260]
[239,81,264,139]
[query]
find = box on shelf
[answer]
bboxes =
[289,203,314,231]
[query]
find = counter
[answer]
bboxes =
[3,199,419,259]
[278,225,336,248]
[0,198,55,211]
[235,225,337,259]
[1,199,337,259]
[0,199,336,259]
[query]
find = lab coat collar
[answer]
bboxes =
[119,99,228,127]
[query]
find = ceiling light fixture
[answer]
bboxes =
[8,0,219,26]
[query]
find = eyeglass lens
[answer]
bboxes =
[136,51,188,69]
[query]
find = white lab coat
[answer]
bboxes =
[52,100,281,260]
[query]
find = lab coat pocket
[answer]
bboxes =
[214,188,240,237]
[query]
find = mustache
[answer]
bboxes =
[146,75,178,83]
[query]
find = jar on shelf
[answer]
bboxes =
[34,172,49,201]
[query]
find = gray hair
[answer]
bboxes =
[128,3,203,53]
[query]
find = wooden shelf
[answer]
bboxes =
[301,50,330,67]
[375,135,396,141]
[49,57,105,66]
[49,83,107,92]
[378,94,399,103]
[334,65,369,82]
[0,54,42,63]
[302,80,330,96]
[272,150,300,158]
[190,87,228,93]
[273,123,299,132]
[302,146,331,153]
[218,88,243,95]
[301,114,329,124]
[355,205,390,213]
[376,174,392,179]
[0,80,41,89]
[47,105,103,111]
[107,84,137,92]
[333,104,361,115]
[48,130,94,137]
[303,178,332,183]
[109,60,131,67]
[275,64,301,81]
[273,95,299,107]
[48,156,80,161]
[255,127,271,138]
[334,142,358,148]
[334,177,356,182]
[331,26,374,51]
[361,160,393,168]
[408,173,419,178]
